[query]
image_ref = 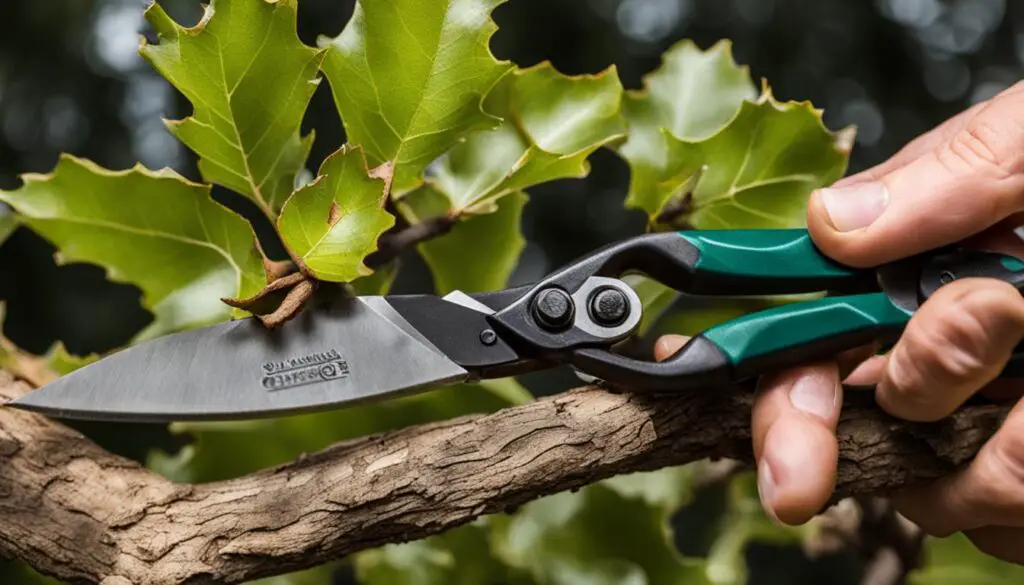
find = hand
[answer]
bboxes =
[656,81,1024,562]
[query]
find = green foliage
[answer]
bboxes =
[356,522,516,585]
[619,40,756,218]
[660,93,849,229]
[910,534,1024,585]
[277,145,395,282]
[319,0,512,195]
[141,0,322,216]
[0,154,266,340]
[3,1,1004,584]
[400,188,528,294]
[488,471,710,585]
[0,205,16,246]
[0,561,62,585]
[418,64,626,215]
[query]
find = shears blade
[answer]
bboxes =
[10,296,471,422]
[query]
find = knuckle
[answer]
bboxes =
[883,304,996,420]
[939,115,1024,184]
[881,343,941,419]
[969,281,1024,323]
[934,316,989,380]
[923,286,1012,377]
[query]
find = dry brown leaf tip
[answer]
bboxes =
[257,278,317,328]
[221,271,317,327]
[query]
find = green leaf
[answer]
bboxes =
[141,0,323,216]
[319,0,512,194]
[44,342,98,376]
[427,64,626,214]
[600,466,701,514]
[513,64,627,157]
[277,145,395,282]
[250,566,337,585]
[623,275,679,336]
[148,378,531,483]
[619,40,756,217]
[491,480,712,585]
[356,521,519,585]
[910,533,1024,585]
[0,560,63,585]
[0,203,17,246]
[400,187,527,294]
[0,155,266,340]
[661,91,850,230]
[350,261,400,296]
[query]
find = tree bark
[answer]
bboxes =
[0,369,1007,585]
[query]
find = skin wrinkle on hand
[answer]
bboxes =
[0,369,1008,584]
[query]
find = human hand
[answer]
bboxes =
[656,81,1024,562]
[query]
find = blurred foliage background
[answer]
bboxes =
[0,0,1022,583]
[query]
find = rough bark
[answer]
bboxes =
[0,370,1008,585]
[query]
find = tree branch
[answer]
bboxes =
[365,213,458,269]
[0,370,1007,585]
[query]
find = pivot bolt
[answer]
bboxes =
[531,288,575,331]
[479,329,498,346]
[589,287,629,327]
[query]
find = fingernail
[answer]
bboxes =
[789,375,837,420]
[757,461,780,523]
[818,181,889,232]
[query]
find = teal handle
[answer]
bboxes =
[701,292,912,371]
[678,229,859,281]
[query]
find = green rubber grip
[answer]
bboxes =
[678,229,858,280]
[701,292,913,368]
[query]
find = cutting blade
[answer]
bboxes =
[9,297,470,422]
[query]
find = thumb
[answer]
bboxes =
[807,82,1024,268]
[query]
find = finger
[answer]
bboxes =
[843,354,887,387]
[843,355,1024,399]
[752,362,842,525]
[893,398,1024,536]
[833,101,985,189]
[835,342,882,378]
[965,525,1024,565]
[654,335,688,361]
[807,81,1024,268]
[875,277,1024,422]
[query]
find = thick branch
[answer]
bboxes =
[0,370,1007,584]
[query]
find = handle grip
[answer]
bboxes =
[600,229,872,296]
[573,246,1024,391]
[570,292,911,391]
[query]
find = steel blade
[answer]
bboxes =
[9,297,470,422]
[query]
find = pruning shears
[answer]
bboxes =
[11,228,1024,422]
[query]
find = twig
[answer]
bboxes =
[365,213,459,269]
[654,191,696,229]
